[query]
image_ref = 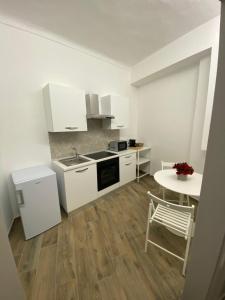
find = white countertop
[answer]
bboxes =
[110,148,137,156]
[52,151,119,172]
[52,147,150,172]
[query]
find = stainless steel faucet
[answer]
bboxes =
[72,146,79,158]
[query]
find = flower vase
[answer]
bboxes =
[177,174,188,181]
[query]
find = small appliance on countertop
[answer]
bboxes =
[11,165,61,240]
[129,139,136,147]
[108,140,128,152]
[128,139,144,148]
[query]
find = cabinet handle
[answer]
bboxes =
[117,125,124,128]
[76,168,88,173]
[17,190,24,205]
[125,163,132,166]
[124,155,131,158]
[65,126,78,130]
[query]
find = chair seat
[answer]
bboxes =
[151,204,191,236]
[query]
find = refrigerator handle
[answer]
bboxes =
[17,190,25,206]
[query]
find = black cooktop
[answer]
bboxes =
[84,151,117,160]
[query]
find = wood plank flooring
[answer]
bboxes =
[9,176,193,300]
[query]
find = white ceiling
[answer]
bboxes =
[0,0,220,66]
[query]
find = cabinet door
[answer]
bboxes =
[18,174,61,240]
[120,157,136,186]
[111,95,129,129]
[64,164,97,212]
[45,84,87,132]
[100,95,128,129]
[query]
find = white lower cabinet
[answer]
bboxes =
[53,151,138,213]
[55,164,97,213]
[120,153,136,185]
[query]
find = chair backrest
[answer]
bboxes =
[147,191,195,219]
[161,161,175,170]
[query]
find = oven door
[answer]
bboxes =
[97,157,119,191]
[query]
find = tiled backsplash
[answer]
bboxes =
[48,119,119,159]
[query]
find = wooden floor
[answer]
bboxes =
[9,176,191,300]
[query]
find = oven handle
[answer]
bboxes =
[75,168,88,173]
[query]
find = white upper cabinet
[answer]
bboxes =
[43,83,87,132]
[101,95,129,129]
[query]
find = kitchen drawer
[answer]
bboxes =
[120,152,136,163]
[120,159,136,186]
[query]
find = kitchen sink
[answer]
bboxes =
[59,156,89,167]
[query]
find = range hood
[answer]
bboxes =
[86,94,114,119]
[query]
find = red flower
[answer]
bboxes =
[173,162,194,175]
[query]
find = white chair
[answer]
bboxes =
[145,191,194,276]
[161,161,190,206]
[161,161,175,170]
[161,161,175,200]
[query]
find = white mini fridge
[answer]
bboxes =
[12,165,61,240]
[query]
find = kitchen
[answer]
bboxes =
[0,1,224,300]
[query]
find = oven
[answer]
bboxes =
[97,157,119,191]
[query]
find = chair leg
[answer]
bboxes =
[182,222,193,275]
[145,220,150,252]
[162,187,165,200]
[145,204,152,252]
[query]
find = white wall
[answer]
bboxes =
[0,153,13,232]
[120,86,138,140]
[137,63,202,174]
[201,39,219,150]
[132,16,219,175]
[132,17,220,152]
[0,88,14,230]
[189,55,211,173]
[132,17,219,85]
[182,3,225,298]
[0,21,134,230]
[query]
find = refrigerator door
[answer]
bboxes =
[17,174,61,240]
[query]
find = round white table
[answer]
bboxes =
[154,169,203,204]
